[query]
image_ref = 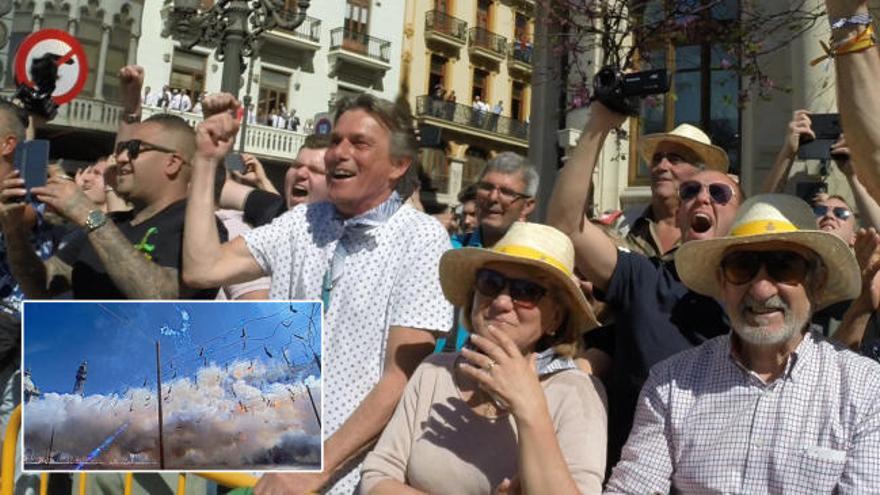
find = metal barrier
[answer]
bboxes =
[0,404,259,494]
[0,404,21,495]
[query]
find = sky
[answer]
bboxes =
[24,301,321,397]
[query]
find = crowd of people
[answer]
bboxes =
[1,0,879,492]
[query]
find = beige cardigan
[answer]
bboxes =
[361,352,608,494]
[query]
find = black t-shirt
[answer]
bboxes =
[602,250,729,469]
[243,189,287,228]
[56,200,224,299]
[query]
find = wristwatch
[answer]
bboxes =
[84,209,108,232]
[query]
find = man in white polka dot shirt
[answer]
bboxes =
[183,93,453,494]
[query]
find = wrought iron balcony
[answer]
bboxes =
[274,15,321,44]
[425,10,467,46]
[508,39,533,72]
[468,27,507,61]
[329,27,391,65]
[415,95,528,141]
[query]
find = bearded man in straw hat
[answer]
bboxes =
[606,194,880,493]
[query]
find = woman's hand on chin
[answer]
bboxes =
[459,327,548,422]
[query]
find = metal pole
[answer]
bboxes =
[304,386,321,428]
[238,54,256,153]
[220,0,248,95]
[156,341,165,470]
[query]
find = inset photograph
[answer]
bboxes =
[22,301,322,472]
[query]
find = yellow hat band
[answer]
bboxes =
[493,245,571,276]
[731,219,798,237]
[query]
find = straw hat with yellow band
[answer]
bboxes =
[675,193,860,310]
[439,222,600,345]
[640,123,730,172]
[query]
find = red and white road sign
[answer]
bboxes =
[14,29,88,105]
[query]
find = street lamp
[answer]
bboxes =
[162,0,311,95]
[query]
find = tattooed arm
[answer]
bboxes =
[85,221,182,299]
[30,176,188,299]
[0,171,71,297]
[3,223,72,298]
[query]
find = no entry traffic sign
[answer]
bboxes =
[14,29,88,105]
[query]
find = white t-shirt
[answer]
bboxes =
[169,93,182,110]
[243,201,453,493]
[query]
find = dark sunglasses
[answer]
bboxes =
[679,180,736,205]
[114,139,178,161]
[813,205,852,221]
[721,250,814,286]
[475,268,547,308]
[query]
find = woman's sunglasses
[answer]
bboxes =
[813,205,852,221]
[475,268,548,308]
[720,250,814,286]
[678,180,736,205]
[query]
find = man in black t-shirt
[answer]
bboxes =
[0,96,220,299]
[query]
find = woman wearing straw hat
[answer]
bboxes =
[360,222,607,494]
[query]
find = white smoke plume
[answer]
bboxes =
[24,359,321,469]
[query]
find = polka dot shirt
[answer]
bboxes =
[243,201,453,492]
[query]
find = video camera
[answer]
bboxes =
[592,66,670,117]
[13,52,73,121]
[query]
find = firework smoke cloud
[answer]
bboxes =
[23,301,322,471]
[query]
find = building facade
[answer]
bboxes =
[402,0,535,205]
[555,0,857,218]
[0,0,406,175]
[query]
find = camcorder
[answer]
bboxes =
[592,66,670,117]
[13,52,73,121]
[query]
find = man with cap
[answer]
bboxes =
[547,101,742,468]
[606,193,880,493]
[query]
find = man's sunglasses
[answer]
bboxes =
[475,268,547,308]
[813,205,852,221]
[721,250,815,286]
[115,139,179,161]
[679,180,736,205]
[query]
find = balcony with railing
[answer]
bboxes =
[425,10,467,47]
[140,106,307,159]
[415,95,528,143]
[468,27,507,62]
[267,15,322,50]
[328,27,392,71]
[508,40,533,74]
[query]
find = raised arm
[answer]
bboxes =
[0,173,70,298]
[834,228,880,350]
[182,93,265,289]
[832,136,880,230]
[255,326,435,495]
[827,0,880,200]
[546,102,626,292]
[117,66,144,142]
[761,110,813,193]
